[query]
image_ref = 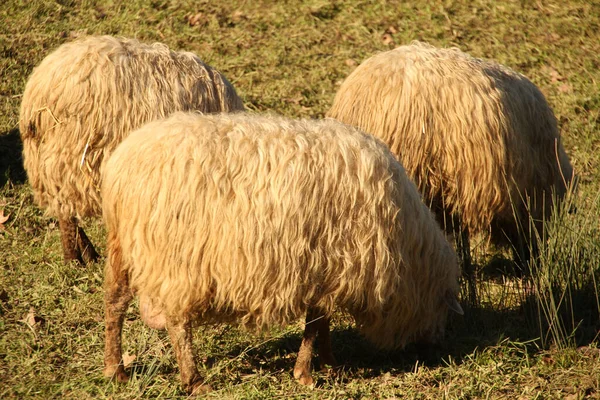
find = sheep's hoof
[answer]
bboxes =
[190,382,212,395]
[293,367,314,386]
[104,365,129,383]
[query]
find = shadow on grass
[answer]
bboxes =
[212,305,538,382]
[0,128,26,186]
[218,286,599,383]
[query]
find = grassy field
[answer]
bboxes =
[1,0,600,398]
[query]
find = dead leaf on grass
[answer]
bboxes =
[0,209,9,230]
[187,12,207,27]
[541,65,564,83]
[21,307,45,329]
[122,352,136,368]
[558,83,572,93]
[382,33,395,46]
[231,10,246,23]
[69,29,88,39]
[577,346,600,357]
[542,354,555,365]
[345,58,357,67]
[72,285,86,294]
[547,32,561,42]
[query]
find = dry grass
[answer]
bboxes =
[1,0,599,398]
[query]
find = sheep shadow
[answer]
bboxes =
[218,282,600,385]
[218,302,553,384]
[0,128,26,186]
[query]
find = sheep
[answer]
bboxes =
[19,35,245,265]
[327,41,574,284]
[101,112,463,394]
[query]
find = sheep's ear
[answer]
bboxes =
[445,290,464,315]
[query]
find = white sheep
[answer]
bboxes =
[19,35,245,264]
[101,112,462,394]
[328,41,574,282]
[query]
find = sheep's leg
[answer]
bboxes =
[316,315,336,370]
[457,227,477,306]
[58,216,83,264]
[293,308,320,385]
[76,225,99,264]
[166,316,210,395]
[103,234,132,383]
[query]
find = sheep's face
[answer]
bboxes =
[422,289,463,344]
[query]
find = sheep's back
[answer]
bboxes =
[328,42,572,236]
[19,35,244,219]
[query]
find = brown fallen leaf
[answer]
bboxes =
[23,307,37,328]
[548,32,561,42]
[231,10,245,23]
[186,12,207,27]
[382,33,395,46]
[386,26,398,34]
[69,29,88,39]
[558,83,572,93]
[0,209,9,230]
[541,65,564,83]
[577,346,600,357]
[22,307,45,329]
[122,351,136,368]
[345,58,357,67]
[542,354,555,365]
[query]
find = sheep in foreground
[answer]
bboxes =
[19,35,245,265]
[328,41,574,284]
[102,112,463,394]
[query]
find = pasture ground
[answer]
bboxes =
[1,0,599,398]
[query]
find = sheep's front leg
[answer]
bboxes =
[103,235,132,382]
[293,308,321,385]
[166,316,210,395]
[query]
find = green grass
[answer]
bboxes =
[1,0,600,398]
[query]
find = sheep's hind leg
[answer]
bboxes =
[316,315,336,370]
[59,216,83,264]
[457,225,477,306]
[166,316,210,395]
[103,234,133,383]
[76,224,99,264]
[293,308,322,385]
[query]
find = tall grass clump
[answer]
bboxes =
[526,187,600,349]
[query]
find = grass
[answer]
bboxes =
[1,0,600,398]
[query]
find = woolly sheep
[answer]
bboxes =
[328,41,574,274]
[102,112,463,394]
[19,35,245,265]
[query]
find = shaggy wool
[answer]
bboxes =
[102,112,461,349]
[19,35,245,220]
[327,41,574,244]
